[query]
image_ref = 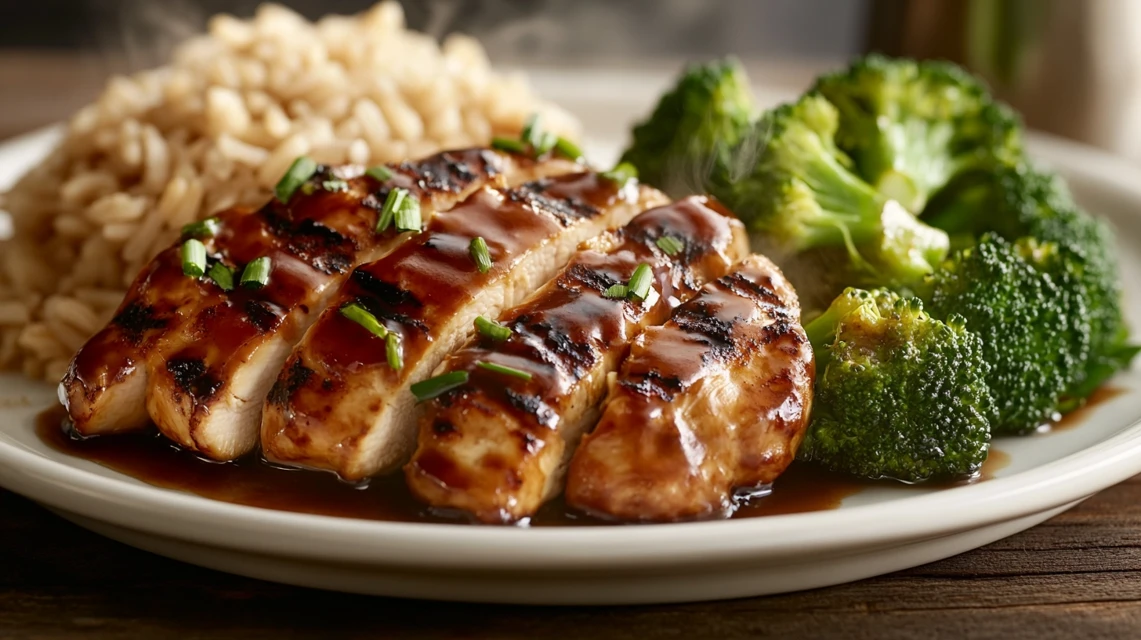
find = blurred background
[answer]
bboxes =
[3,0,1141,159]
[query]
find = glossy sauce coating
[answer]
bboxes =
[566,255,816,522]
[261,173,657,479]
[406,196,749,523]
[62,149,515,443]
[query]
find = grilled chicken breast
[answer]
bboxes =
[62,149,577,459]
[565,254,814,522]
[262,173,668,481]
[405,196,748,523]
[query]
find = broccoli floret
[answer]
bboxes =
[619,58,756,199]
[799,288,994,482]
[924,163,1135,402]
[813,54,1023,214]
[923,235,1091,434]
[725,94,950,289]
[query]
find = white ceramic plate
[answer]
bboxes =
[1,71,1140,605]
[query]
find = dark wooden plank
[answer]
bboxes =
[3,477,1141,639]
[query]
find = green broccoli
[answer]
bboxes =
[922,235,1091,434]
[724,94,951,290]
[812,54,1023,214]
[923,163,1136,404]
[619,58,756,199]
[799,288,994,482]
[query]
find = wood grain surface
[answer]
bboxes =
[3,476,1141,639]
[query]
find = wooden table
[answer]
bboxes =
[2,479,1140,639]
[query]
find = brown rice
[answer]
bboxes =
[0,1,580,383]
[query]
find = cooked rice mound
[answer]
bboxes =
[0,1,579,382]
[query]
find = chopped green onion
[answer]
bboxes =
[275,156,318,203]
[385,332,403,371]
[470,237,493,274]
[180,239,207,277]
[365,165,394,182]
[474,315,512,341]
[656,235,685,256]
[411,371,470,402]
[554,137,585,162]
[240,256,272,289]
[181,217,220,240]
[394,194,422,232]
[601,162,638,186]
[521,113,542,149]
[300,182,317,196]
[476,361,533,381]
[603,284,629,299]
[491,137,527,154]
[376,187,410,233]
[534,131,558,156]
[340,303,388,340]
[626,263,653,301]
[322,179,349,193]
[207,262,234,292]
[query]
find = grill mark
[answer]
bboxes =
[112,302,167,344]
[400,151,492,193]
[621,369,685,402]
[268,359,313,407]
[166,357,221,399]
[505,389,558,429]
[507,180,599,226]
[350,270,423,309]
[244,300,283,333]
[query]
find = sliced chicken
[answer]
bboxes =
[405,196,748,523]
[61,148,576,453]
[564,254,814,522]
[262,173,669,481]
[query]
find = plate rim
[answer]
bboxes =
[2,124,1140,573]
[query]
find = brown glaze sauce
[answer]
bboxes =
[37,379,1115,527]
[1046,385,1127,432]
[38,405,858,525]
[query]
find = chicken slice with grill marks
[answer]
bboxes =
[61,147,577,455]
[261,173,669,481]
[143,150,582,460]
[565,254,815,522]
[405,196,748,523]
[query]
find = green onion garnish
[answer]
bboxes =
[181,217,220,240]
[534,132,558,156]
[376,187,409,233]
[601,162,638,186]
[365,165,394,182]
[300,182,317,196]
[275,156,318,203]
[470,237,493,274]
[394,194,422,232]
[554,137,584,162]
[656,235,685,256]
[385,332,403,371]
[322,179,349,193]
[411,371,470,402]
[476,361,533,381]
[626,263,653,301]
[474,315,512,341]
[181,239,206,277]
[240,256,272,289]
[491,137,527,154]
[603,284,629,299]
[340,302,388,340]
[521,113,542,149]
[207,262,234,292]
